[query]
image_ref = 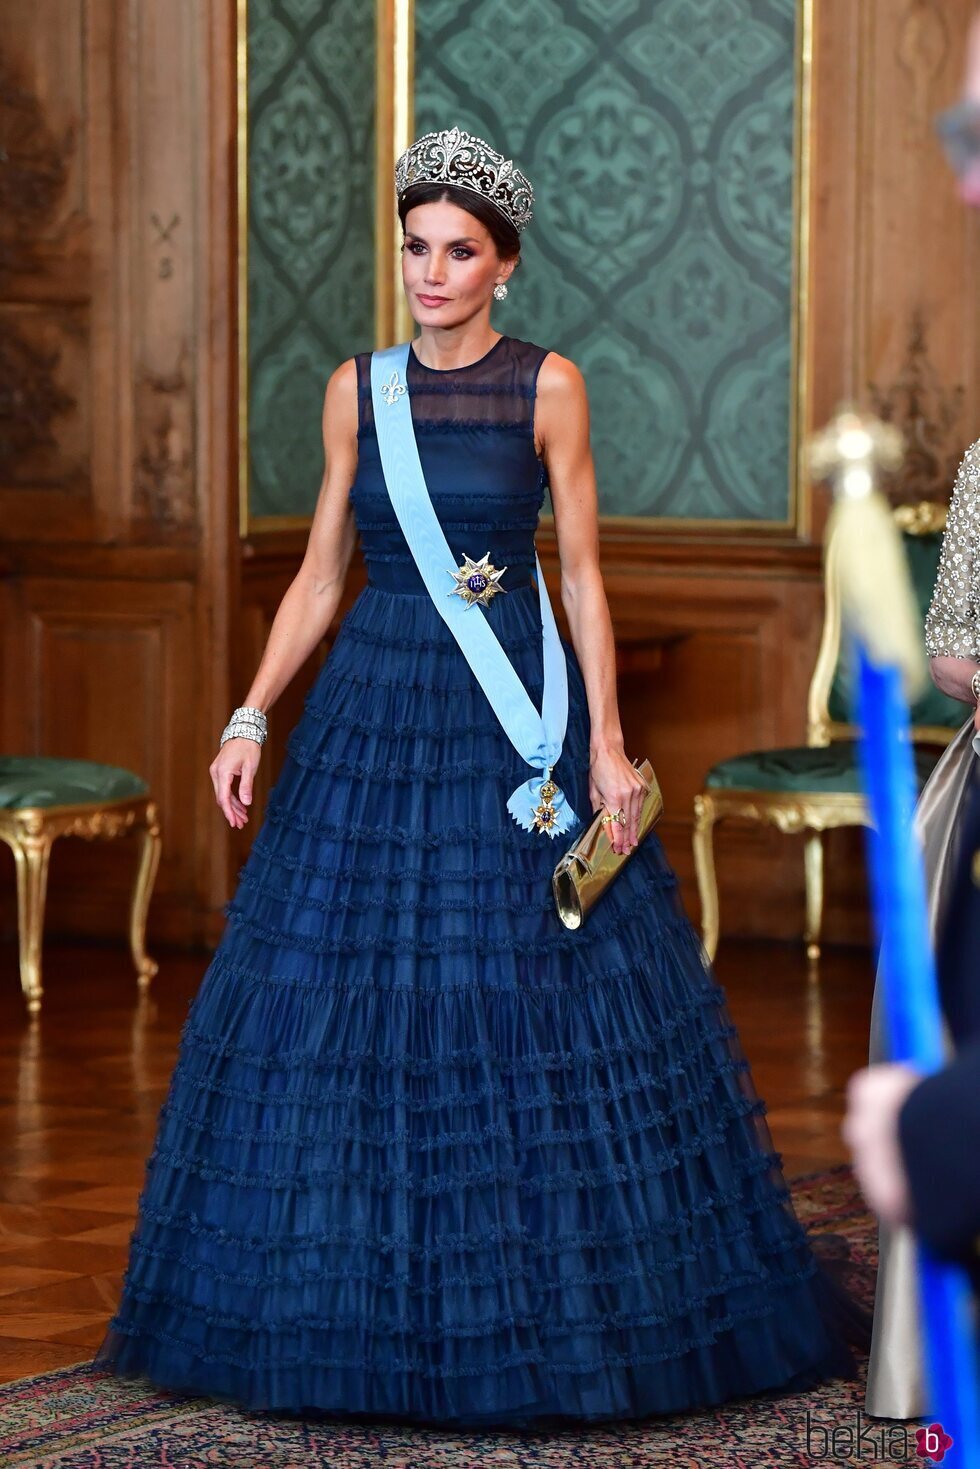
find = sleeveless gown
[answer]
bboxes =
[98,334,856,1427]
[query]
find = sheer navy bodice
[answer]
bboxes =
[351,335,549,596]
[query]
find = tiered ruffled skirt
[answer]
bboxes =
[98,582,854,1426]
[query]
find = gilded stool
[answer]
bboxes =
[0,757,161,1015]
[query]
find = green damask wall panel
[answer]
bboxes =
[247,0,375,520]
[414,0,800,523]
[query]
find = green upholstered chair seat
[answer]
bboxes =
[0,757,148,811]
[704,741,940,796]
[827,530,964,732]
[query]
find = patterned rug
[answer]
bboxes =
[0,1168,919,1468]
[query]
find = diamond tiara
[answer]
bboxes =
[395,126,534,235]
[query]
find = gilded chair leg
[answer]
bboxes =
[10,828,52,1015]
[129,802,161,989]
[803,830,824,963]
[693,794,721,964]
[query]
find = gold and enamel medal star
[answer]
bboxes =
[448,551,508,608]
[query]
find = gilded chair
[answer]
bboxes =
[693,503,961,963]
[0,757,161,1014]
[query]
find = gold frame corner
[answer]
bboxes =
[236,0,413,538]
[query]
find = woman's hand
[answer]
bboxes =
[209,738,262,830]
[842,1063,922,1228]
[589,745,651,856]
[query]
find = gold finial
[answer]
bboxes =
[807,404,904,501]
[807,405,925,699]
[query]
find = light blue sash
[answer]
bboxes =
[370,341,580,838]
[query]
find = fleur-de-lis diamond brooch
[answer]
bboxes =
[380,370,406,406]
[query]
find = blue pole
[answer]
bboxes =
[857,649,980,1462]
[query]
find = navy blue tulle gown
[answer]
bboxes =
[98,335,857,1427]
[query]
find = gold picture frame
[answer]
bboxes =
[237,0,414,537]
[237,0,813,540]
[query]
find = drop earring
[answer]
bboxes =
[493,282,509,301]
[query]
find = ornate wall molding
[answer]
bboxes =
[868,310,965,504]
[0,52,74,273]
[896,0,950,133]
[0,324,75,476]
[1,0,238,950]
[133,354,194,527]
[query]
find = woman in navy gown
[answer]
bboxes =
[98,127,858,1428]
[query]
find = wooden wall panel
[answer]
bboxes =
[1,1,100,544]
[0,1,236,959]
[858,1,980,404]
[0,577,203,941]
[0,308,89,493]
[1,2,89,259]
[810,0,979,514]
[600,553,841,944]
[23,581,189,787]
[121,2,201,537]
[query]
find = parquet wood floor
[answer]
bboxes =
[0,937,874,1384]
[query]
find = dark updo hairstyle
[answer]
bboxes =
[398,181,522,269]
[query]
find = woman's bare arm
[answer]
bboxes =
[535,352,649,854]
[929,654,978,705]
[210,358,360,827]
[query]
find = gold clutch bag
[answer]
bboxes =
[551,757,663,930]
